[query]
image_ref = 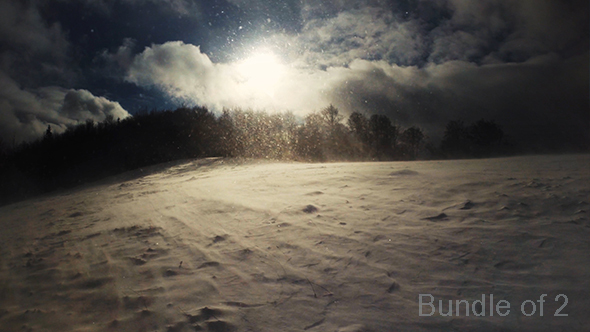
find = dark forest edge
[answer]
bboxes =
[0,105,583,206]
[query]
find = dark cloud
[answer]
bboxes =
[293,7,428,67]
[67,0,203,17]
[294,0,589,66]
[326,52,589,145]
[0,0,130,144]
[438,0,589,63]
[0,1,69,58]
[0,70,129,143]
[0,0,71,87]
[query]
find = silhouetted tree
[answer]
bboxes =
[296,112,326,161]
[268,111,298,159]
[348,112,370,144]
[441,119,505,158]
[218,109,238,156]
[44,125,53,141]
[320,104,343,130]
[400,126,425,160]
[369,114,398,159]
[0,137,7,165]
[469,119,504,157]
[317,105,354,159]
[440,120,471,158]
[346,111,372,159]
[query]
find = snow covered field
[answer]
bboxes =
[0,154,588,332]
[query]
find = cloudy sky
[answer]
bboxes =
[1,0,588,148]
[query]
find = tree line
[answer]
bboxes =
[0,105,510,205]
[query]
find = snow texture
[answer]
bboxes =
[0,154,588,331]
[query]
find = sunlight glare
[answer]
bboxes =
[237,50,285,97]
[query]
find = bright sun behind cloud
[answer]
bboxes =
[236,50,285,97]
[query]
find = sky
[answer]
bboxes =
[0,0,588,149]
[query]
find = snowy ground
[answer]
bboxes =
[0,154,589,332]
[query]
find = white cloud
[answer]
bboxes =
[0,71,130,144]
[102,38,136,71]
[126,41,331,114]
[61,89,130,122]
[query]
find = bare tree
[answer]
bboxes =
[43,125,53,141]
[369,114,398,159]
[400,126,425,160]
[320,104,343,130]
[347,112,370,144]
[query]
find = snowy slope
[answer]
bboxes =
[0,154,588,332]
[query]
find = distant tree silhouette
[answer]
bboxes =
[269,111,298,159]
[348,112,370,144]
[440,120,471,158]
[0,137,7,165]
[218,109,238,156]
[320,104,343,129]
[44,125,53,141]
[469,119,504,157]
[104,114,115,125]
[297,112,326,161]
[400,126,425,160]
[346,111,372,159]
[369,114,398,159]
[441,119,505,158]
[217,109,299,159]
[318,105,354,159]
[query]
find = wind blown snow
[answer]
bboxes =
[0,154,588,331]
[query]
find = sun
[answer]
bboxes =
[236,50,285,97]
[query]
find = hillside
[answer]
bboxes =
[0,154,588,331]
